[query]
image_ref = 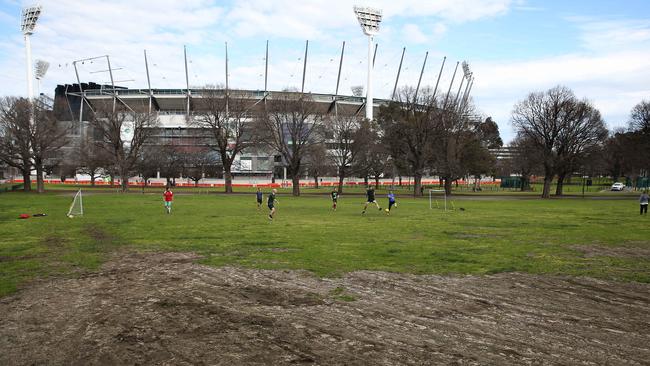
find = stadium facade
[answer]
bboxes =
[52,83,394,181]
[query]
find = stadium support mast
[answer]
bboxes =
[414,51,428,101]
[184,45,190,117]
[301,40,308,94]
[354,5,382,121]
[144,50,153,113]
[21,5,42,102]
[334,41,346,115]
[264,40,269,93]
[431,56,446,101]
[391,47,405,101]
[443,61,459,109]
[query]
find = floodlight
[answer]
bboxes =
[353,5,382,121]
[353,6,382,36]
[35,59,49,80]
[462,61,472,79]
[21,5,41,35]
[21,5,42,102]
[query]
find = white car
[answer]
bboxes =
[611,182,625,191]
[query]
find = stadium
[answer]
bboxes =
[1,2,650,365]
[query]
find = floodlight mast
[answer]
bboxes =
[354,6,382,121]
[21,5,42,102]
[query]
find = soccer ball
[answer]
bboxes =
[385,209,389,213]
[67,214,74,218]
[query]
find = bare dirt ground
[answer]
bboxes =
[1,252,649,366]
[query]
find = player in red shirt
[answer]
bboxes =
[163,187,174,214]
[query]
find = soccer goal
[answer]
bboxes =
[429,189,454,211]
[67,190,84,217]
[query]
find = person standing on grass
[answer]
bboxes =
[268,188,278,220]
[362,185,381,215]
[163,186,174,214]
[640,191,649,215]
[386,190,397,215]
[256,187,263,210]
[331,190,339,211]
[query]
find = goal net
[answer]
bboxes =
[67,190,84,217]
[429,189,453,211]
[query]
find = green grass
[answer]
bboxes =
[1,191,649,297]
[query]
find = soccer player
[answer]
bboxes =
[268,188,278,220]
[331,190,339,211]
[163,186,173,214]
[362,185,381,214]
[640,190,649,215]
[386,190,397,215]
[256,187,263,210]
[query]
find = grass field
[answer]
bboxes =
[1,190,648,297]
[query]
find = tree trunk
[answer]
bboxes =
[520,173,530,191]
[413,173,422,197]
[224,169,233,193]
[313,175,319,189]
[337,168,345,194]
[375,175,380,189]
[35,161,45,193]
[22,168,32,192]
[542,173,553,199]
[292,174,300,196]
[363,176,369,186]
[444,177,453,196]
[555,172,566,196]
[90,174,96,187]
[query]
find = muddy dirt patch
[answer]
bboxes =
[0,251,649,365]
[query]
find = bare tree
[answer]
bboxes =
[430,101,480,196]
[552,99,607,195]
[30,102,69,192]
[512,86,601,198]
[76,135,110,186]
[90,106,159,192]
[304,143,330,189]
[378,87,437,196]
[183,148,219,187]
[191,88,251,193]
[136,145,165,187]
[630,100,650,133]
[356,135,391,189]
[510,135,544,191]
[0,97,32,191]
[255,94,325,196]
[324,114,368,193]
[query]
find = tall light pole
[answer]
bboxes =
[34,59,49,97]
[354,6,382,121]
[21,5,42,102]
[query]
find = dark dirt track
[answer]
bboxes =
[1,252,649,365]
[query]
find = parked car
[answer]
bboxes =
[611,182,625,191]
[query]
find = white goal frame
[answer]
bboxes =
[429,189,448,211]
[67,189,84,217]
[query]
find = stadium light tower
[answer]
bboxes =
[34,59,49,96]
[21,5,42,102]
[354,5,382,121]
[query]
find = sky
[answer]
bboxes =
[1,0,649,142]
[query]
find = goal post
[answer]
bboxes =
[429,189,447,211]
[67,190,83,217]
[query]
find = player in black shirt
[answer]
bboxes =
[268,189,278,220]
[362,185,381,214]
[331,190,339,211]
